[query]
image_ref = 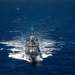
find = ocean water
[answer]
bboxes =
[0,0,75,75]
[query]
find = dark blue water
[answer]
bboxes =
[0,0,75,75]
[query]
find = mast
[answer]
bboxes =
[31,25,34,36]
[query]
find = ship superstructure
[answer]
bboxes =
[25,35,41,62]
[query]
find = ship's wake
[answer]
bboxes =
[0,37,64,62]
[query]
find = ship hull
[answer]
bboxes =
[25,50,40,63]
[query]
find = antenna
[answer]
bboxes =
[31,25,34,36]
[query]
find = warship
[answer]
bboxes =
[25,35,41,62]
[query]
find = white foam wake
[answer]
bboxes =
[0,48,3,50]
[0,37,63,62]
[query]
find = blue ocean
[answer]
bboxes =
[0,0,75,75]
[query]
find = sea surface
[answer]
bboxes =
[0,0,75,75]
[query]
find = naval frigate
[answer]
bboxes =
[25,35,41,62]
